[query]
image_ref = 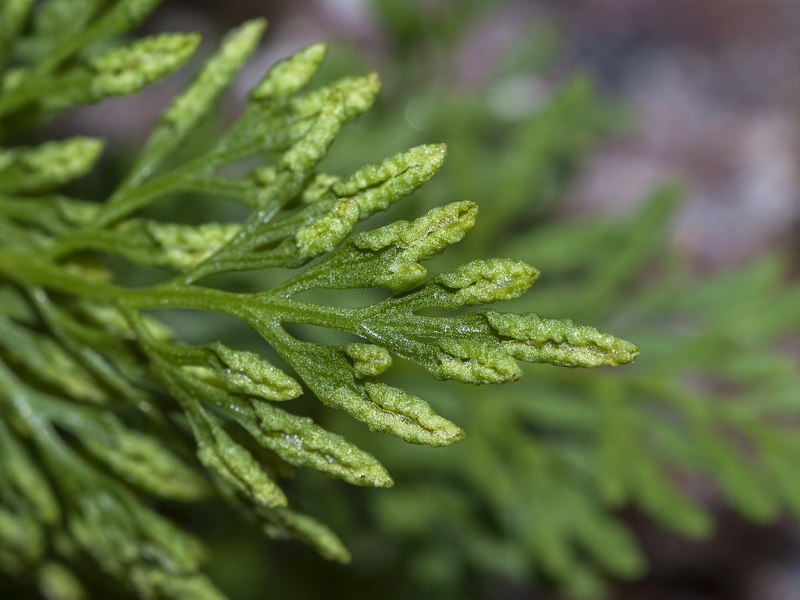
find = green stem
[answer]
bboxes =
[0,247,235,306]
[0,248,360,333]
[88,154,213,230]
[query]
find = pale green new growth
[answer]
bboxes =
[252,401,394,486]
[0,3,639,599]
[344,343,393,377]
[295,197,361,257]
[333,143,448,217]
[193,407,289,507]
[252,42,327,99]
[293,72,381,121]
[353,201,477,291]
[485,311,640,367]
[209,343,302,400]
[0,138,103,193]
[435,338,522,384]
[179,342,301,401]
[139,221,241,268]
[365,382,466,446]
[438,258,540,306]
[89,33,200,98]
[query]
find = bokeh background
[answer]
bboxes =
[67,0,800,273]
[52,1,800,599]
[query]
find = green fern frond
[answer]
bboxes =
[0,2,639,598]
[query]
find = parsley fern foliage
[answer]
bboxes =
[0,1,637,597]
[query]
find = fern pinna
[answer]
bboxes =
[0,2,638,598]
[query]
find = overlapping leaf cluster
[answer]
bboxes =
[0,1,639,598]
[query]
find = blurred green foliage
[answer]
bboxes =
[1,1,799,600]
